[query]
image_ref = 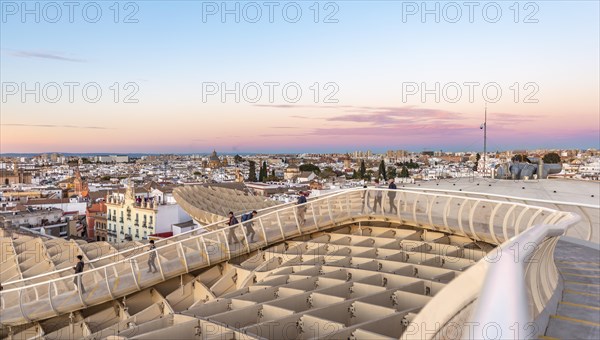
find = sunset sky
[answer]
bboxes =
[1,1,599,153]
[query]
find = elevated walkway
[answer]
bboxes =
[0,222,494,339]
[0,188,594,339]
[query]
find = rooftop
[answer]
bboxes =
[410,178,599,206]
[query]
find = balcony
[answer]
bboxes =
[119,218,124,223]
[111,216,116,222]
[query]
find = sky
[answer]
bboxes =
[1,0,599,154]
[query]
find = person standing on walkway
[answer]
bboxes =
[147,240,158,273]
[372,179,383,213]
[227,211,240,244]
[361,185,368,213]
[296,192,308,226]
[73,255,85,293]
[242,210,258,243]
[388,178,398,214]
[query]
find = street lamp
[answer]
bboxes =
[480,104,487,177]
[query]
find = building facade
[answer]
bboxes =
[86,202,107,241]
[105,185,191,243]
[0,162,33,186]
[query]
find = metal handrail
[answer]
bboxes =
[0,196,299,287]
[0,189,350,291]
[1,188,558,292]
[0,188,569,326]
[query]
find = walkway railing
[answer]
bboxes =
[404,187,599,243]
[0,188,575,327]
[0,199,295,288]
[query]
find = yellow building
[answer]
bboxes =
[105,185,159,243]
[105,184,191,243]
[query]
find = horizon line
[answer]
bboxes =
[1,147,598,157]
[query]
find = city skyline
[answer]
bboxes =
[1,1,599,153]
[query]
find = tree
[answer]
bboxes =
[359,160,366,178]
[320,167,335,179]
[299,163,321,174]
[266,169,278,182]
[542,152,561,164]
[260,161,268,182]
[378,160,387,181]
[400,166,409,178]
[248,161,257,182]
[474,153,481,171]
[386,166,397,180]
[258,162,265,182]
[234,154,243,164]
[405,159,419,169]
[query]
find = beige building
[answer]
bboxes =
[0,162,33,186]
[284,166,300,180]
